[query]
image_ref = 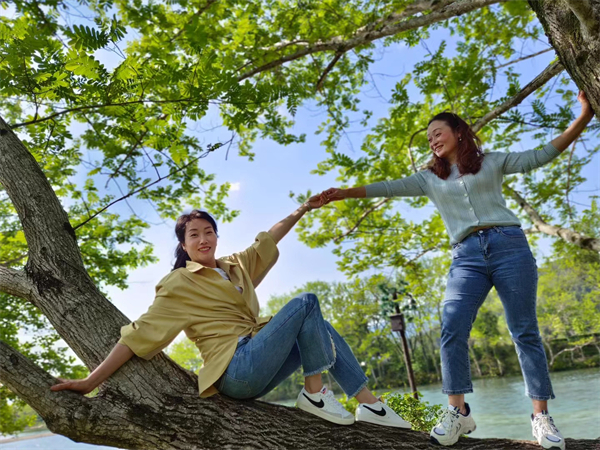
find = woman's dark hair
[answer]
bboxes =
[172,210,218,271]
[427,112,484,180]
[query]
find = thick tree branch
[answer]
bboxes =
[506,185,600,252]
[0,341,86,423]
[472,61,563,133]
[238,0,508,82]
[0,265,35,300]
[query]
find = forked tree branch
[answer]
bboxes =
[506,185,600,252]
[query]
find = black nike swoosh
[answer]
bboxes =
[303,393,324,408]
[363,405,386,417]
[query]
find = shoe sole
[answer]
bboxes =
[356,417,412,429]
[296,403,354,425]
[429,426,476,446]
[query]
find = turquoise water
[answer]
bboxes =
[1,368,598,448]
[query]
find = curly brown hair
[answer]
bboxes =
[427,112,484,180]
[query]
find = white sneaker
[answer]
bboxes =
[532,411,565,450]
[429,403,476,446]
[355,399,412,429]
[296,387,354,425]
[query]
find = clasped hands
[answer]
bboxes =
[306,187,345,210]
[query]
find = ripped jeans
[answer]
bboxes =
[216,293,368,399]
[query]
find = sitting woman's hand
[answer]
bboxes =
[50,377,96,395]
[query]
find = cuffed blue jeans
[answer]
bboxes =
[216,293,369,400]
[441,226,555,400]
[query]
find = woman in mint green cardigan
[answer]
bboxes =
[318,91,594,449]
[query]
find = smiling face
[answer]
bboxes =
[427,120,460,161]
[182,218,218,268]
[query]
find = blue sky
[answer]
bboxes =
[97,33,598,327]
[6,4,598,346]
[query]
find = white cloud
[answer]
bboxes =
[230,182,241,191]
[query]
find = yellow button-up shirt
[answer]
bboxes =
[118,231,279,397]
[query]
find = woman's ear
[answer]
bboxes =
[181,242,187,252]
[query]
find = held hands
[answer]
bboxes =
[306,188,346,209]
[50,377,96,394]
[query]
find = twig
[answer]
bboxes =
[407,127,427,173]
[316,52,343,92]
[73,141,228,230]
[495,48,553,69]
[565,138,577,222]
[334,198,391,242]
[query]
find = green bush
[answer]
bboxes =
[381,392,443,432]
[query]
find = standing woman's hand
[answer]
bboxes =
[578,91,594,119]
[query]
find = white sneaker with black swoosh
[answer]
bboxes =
[355,400,412,428]
[296,386,354,425]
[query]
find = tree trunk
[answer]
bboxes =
[529,1,600,115]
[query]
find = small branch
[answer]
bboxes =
[406,246,439,264]
[506,185,600,253]
[168,0,217,44]
[472,61,564,133]
[334,198,391,242]
[238,0,507,82]
[0,265,35,300]
[316,52,343,92]
[407,127,427,173]
[495,48,554,69]
[565,139,577,221]
[11,99,194,129]
[73,141,228,230]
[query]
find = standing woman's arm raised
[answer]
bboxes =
[550,91,595,152]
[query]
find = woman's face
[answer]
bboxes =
[427,120,459,160]
[182,218,218,267]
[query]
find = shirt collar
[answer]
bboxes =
[185,258,237,273]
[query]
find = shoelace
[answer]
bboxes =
[322,390,347,414]
[437,408,460,432]
[533,415,560,438]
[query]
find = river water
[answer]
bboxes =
[1,368,598,448]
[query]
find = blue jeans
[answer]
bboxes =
[216,293,368,399]
[441,226,555,400]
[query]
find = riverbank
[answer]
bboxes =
[0,431,53,445]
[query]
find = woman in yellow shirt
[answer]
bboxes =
[52,201,410,428]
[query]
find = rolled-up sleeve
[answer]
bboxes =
[365,172,428,198]
[118,283,191,360]
[501,143,561,174]
[231,232,279,288]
